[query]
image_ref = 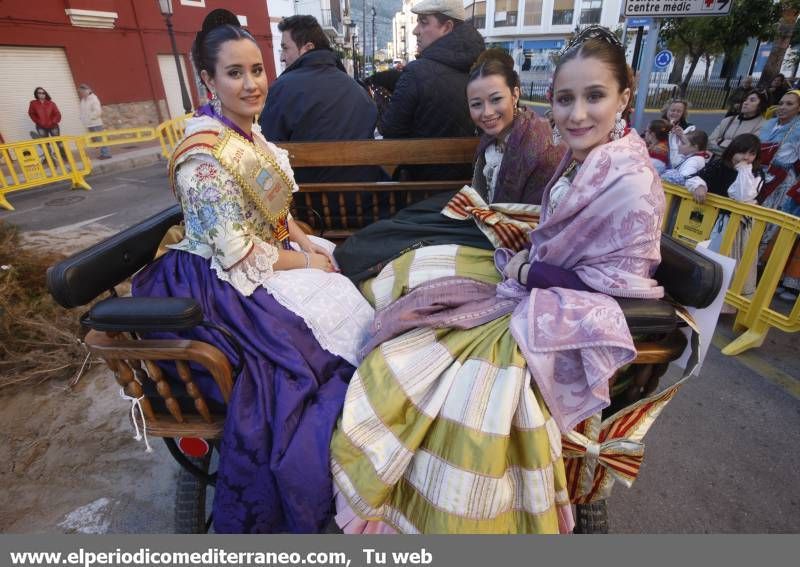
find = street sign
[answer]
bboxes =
[624,0,732,18]
[654,49,673,71]
[627,17,652,27]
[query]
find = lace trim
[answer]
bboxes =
[210,240,279,297]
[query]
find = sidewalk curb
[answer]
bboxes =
[87,148,165,178]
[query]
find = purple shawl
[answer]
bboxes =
[362,131,665,433]
[472,108,566,205]
[509,130,665,431]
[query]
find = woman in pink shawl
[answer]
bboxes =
[330,26,665,534]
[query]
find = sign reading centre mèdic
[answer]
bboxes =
[624,0,732,18]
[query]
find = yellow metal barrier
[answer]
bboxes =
[157,114,190,158]
[0,136,92,211]
[83,126,156,148]
[662,182,800,355]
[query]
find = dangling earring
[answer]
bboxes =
[611,110,626,141]
[209,89,222,115]
[552,124,562,145]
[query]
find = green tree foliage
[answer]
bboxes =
[661,0,778,93]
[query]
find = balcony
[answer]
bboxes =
[580,9,602,25]
[467,15,486,29]
[321,9,343,36]
[552,10,574,26]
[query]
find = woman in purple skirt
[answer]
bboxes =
[131,9,372,533]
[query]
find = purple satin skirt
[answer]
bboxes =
[131,250,353,533]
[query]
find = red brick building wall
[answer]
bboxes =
[0,0,276,127]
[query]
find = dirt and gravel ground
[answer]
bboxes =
[0,225,177,534]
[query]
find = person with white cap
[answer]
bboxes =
[379,0,484,181]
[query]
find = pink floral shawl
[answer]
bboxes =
[510,130,665,432]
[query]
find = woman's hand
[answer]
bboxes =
[308,251,336,272]
[303,243,339,272]
[692,184,708,203]
[504,249,529,283]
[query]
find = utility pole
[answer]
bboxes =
[371,6,376,73]
[362,0,367,79]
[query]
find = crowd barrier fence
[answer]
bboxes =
[662,181,800,355]
[83,126,156,148]
[156,114,189,158]
[0,136,92,211]
[0,121,171,210]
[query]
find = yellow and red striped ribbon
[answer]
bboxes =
[442,186,540,252]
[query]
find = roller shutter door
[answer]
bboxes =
[0,47,84,144]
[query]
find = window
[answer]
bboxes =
[465,2,487,29]
[579,0,603,25]
[180,0,205,7]
[494,0,518,27]
[524,0,542,26]
[552,0,574,26]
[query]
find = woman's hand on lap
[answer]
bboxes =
[309,252,337,272]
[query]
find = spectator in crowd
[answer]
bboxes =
[661,98,694,168]
[661,129,710,185]
[725,76,754,117]
[767,73,790,107]
[708,89,768,158]
[78,83,110,160]
[28,86,66,161]
[378,0,485,180]
[686,134,763,309]
[28,87,62,140]
[259,15,379,184]
[645,118,671,173]
[758,90,800,303]
[758,90,800,211]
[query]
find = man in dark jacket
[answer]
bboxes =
[259,15,379,184]
[379,0,485,180]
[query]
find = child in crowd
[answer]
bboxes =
[661,129,710,185]
[646,118,671,173]
[685,133,763,309]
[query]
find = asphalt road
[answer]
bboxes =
[0,161,175,233]
[3,160,798,533]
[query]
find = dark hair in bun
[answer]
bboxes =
[192,8,256,84]
[467,48,520,97]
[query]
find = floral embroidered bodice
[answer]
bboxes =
[168,115,299,296]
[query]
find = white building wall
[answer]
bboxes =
[391,0,418,63]
[470,0,623,42]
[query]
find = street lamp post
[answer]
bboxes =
[157,0,192,114]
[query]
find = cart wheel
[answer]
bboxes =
[175,454,212,534]
[573,500,608,534]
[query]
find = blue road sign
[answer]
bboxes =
[654,50,673,71]
[628,17,651,27]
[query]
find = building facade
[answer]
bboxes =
[464,0,623,72]
[389,0,418,63]
[0,0,275,143]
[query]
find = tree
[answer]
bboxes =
[760,0,800,85]
[661,0,778,94]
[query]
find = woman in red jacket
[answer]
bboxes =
[28,87,62,137]
[28,87,65,160]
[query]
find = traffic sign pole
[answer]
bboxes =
[632,18,662,133]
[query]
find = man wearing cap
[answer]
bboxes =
[379,0,485,180]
